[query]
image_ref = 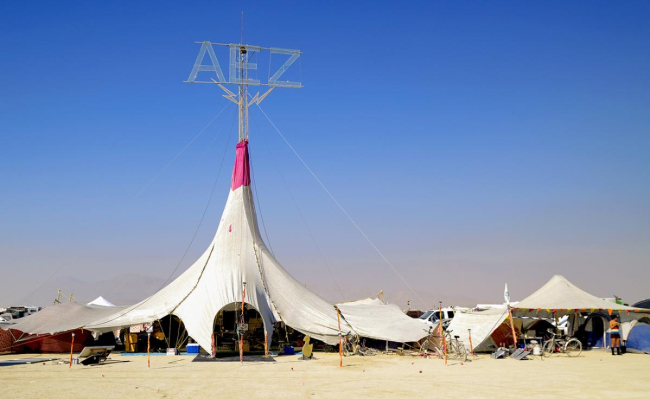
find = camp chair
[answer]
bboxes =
[79,346,114,365]
[302,336,313,360]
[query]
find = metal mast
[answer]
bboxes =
[185,24,303,144]
[238,45,248,143]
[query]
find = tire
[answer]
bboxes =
[361,348,377,356]
[542,340,556,357]
[420,341,429,353]
[434,346,444,359]
[456,342,468,362]
[342,342,351,357]
[564,339,582,357]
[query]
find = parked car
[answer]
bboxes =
[418,307,455,329]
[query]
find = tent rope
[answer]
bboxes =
[249,110,346,301]
[135,102,231,199]
[255,103,427,308]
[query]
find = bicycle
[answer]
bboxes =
[444,329,468,362]
[358,339,378,356]
[342,334,378,356]
[420,326,467,361]
[341,333,359,357]
[541,329,582,357]
[420,326,444,358]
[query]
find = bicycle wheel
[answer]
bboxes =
[447,341,458,359]
[542,340,556,357]
[564,339,582,357]
[434,346,444,359]
[456,342,468,362]
[342,341,352,357]
[361,347,377,356]
[420,341,429,353]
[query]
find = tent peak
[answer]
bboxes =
[231,139,251,191]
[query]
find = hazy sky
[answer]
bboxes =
[1,1,649,309]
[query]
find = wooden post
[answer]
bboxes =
[69,332,75,369]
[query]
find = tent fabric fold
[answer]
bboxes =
[336,298,429,343]
[2,302,127,336]
[445,308,509,352]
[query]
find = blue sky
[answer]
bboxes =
[1,1,649,307]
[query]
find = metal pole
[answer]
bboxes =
[264,331,268,357]
[147,332,151,369]
[239,282,247,365]
[507,305,518,348]
[69,332,75,369]
[336,308,343,368]
[468,329,474,357]
[440,301,447,365]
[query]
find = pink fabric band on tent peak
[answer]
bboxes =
[231,140,251,191]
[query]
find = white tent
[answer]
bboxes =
[87,296,116,307]
[512,275,648,321]
[445,308,509,352]
[83,140,427,351]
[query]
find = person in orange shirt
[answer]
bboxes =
[610,315,621,356]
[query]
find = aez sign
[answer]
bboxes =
[186,41,301,88]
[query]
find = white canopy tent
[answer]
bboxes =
[87,296,116,307]
[512,275,648,321]
[79,140,427,351]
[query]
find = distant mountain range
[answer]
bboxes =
[10,273,167,307]
[7,273,480,311]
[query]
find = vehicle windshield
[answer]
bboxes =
[419,310,440,321]
[419,311,434,320]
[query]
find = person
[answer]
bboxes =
[609,314,621,355]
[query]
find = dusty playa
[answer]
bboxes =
[1,350,648,399]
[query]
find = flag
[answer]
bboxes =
[504,283,510,305]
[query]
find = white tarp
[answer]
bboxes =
[336,298,429,342]
[2,302,127,335]
[445,308,508,352]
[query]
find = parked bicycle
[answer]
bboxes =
[420,326,467,361]
[444,329,468,362]
[542,329,582,357]
[342,333,377,356]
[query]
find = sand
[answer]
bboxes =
[1,350,648,398]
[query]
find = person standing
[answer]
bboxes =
[610,314,621,355]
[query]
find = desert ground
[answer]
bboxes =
[1,350,648,399]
